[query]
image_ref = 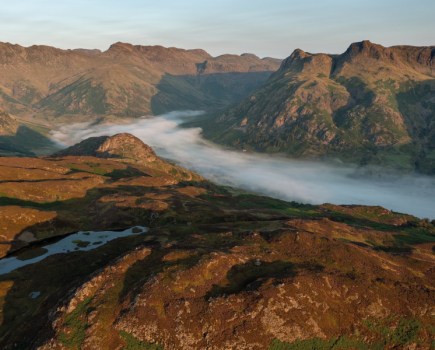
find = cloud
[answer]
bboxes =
[51,111,435,219]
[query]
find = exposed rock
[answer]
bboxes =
[55,133,157,162]
[0,110,18,136]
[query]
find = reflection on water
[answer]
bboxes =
[0,226,148,275]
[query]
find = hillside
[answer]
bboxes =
[202,41,435,174]
[0,109,58,156]
[0,42,280,120]
[0,135,433,349]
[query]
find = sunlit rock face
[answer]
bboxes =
[55,133,157,163]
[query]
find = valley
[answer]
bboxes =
[0,37,434,350]
[51,112,435,219]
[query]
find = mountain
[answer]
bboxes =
[0,136,434,349]
[202,41,435,174]
[0,42,280,120]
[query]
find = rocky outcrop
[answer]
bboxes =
[0,110,18,135]
[55,133,157,162]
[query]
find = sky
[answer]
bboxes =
[1,0,434,58]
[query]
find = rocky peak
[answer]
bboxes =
[106,42,135,52]
[342,40,391,61]
[241,53,260,59]
[55,133,157,162]
[278,49,310,72]
[279,49,332,76]
[336,40,435,75]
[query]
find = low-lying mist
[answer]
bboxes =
[52,111,435,219]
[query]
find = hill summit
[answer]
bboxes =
[55,133,157,162]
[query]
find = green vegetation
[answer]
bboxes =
[363,318,422,347]
[270,337,379,350]
[58,297,93,349]
[120,331,163,350]
[269,320,424,350]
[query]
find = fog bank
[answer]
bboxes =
[51,111,435,219]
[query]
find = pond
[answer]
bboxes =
[0,226,148,275]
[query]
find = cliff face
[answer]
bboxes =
[205,41,435,174]
[0,41,281,119]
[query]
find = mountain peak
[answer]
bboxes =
[343,40,390,60]
[106,42,135,53]
[278,48,309,72]
[55,133,157,162]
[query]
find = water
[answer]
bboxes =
[0,226,148,275]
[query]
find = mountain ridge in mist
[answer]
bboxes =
[51,111,435,219]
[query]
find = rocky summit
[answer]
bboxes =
[55,133,157,163]
[202,41,435,174]
[0,136,433,349]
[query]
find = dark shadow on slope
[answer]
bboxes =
[150,71,274,115]
[0,125,60,157]
[396,79,435,174]
[206,260,324,298]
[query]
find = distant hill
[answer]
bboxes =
[202,41,435,174]
[0,42,281,120]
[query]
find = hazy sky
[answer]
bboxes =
[2,0,434,58]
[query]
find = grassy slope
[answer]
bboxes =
[0,155,433,349]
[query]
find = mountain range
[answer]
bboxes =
[201,41,435,173]
[0,41,280,120]
[0,40,434,348]
[1,40,435,173]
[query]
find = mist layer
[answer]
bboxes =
[51,111,435,219]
